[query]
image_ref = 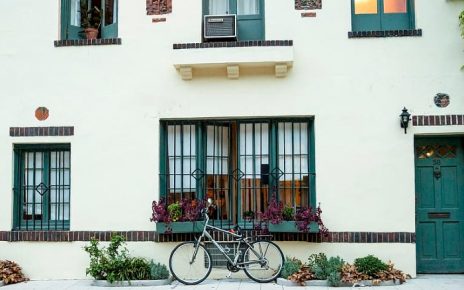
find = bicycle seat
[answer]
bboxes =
[231,224,242,235]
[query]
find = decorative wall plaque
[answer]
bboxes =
[434,93,450,108]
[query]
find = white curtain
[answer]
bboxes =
[209,0,229,14]
[70,0,81,26]
[168,125,197,192]
[239,123,269,175]
[278,122,308,181]
[237,0,259,15]
[206,126,229,174]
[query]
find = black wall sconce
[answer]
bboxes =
[400,107,411,134]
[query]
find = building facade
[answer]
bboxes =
[0,0,463,279]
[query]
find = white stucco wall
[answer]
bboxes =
[0,0,463,279]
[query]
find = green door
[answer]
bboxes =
[204,0,264,41]
[61,0,83,40]
[101,0,118,39]
[415,137,464,273]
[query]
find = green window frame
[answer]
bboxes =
[159,118,316,226]
[13,144,71,231]
[61,0,118,40]
[351,0,415,32]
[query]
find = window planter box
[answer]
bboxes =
[155,222,204,234]
[268,221,319,233]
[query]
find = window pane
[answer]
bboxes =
[105,0,116,25]
[209,0,229,14]
[354,0,378,14]
[237,0,259,15]
[384,0,407,13]
[70,0,81,26]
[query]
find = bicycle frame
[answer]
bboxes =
[190,214,270,268]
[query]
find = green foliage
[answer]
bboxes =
[167,202,182,222]
[84,234,169,283]
[149,261,170,280]
[80,0,102,29]
[354,255,388,278]
[280,257,302,278]
[282,205,294,221]
[307,253,344,285]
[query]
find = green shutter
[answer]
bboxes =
[101,0,118,39]
[61,0,83,40]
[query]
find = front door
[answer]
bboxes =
[415,137,464,273]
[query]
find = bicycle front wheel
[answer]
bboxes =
[243,240,284,283]
[169,241,212,285]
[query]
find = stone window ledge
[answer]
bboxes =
[173,40,294,80]
[54,38,122,47]
[348,29,422,39]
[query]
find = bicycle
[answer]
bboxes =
[168,208,284,285]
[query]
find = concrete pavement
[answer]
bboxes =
[2,275,464,290]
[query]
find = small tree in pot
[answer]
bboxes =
[80,0,101,39]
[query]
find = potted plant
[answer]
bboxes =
[80,0,101,39]
[243,210,255,220]
[151,198,206,234]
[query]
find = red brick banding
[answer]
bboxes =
[412,115,464,126]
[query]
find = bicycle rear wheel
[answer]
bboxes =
[243,240,284,283]
[169,241,212,285]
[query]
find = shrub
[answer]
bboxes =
[0,260,28,285]
[281,257,302,278]
[150,261,170,280]
[167,202,182,222]
[282,205,294,221]
[326,256,345,287]
[84,234,169,283]
[354,255,388,278]
[307,253,328,279]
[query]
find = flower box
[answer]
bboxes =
[155,221,204,234]
[268,221,320,233]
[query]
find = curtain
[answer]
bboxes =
[237,0,259,15]
[209,0,229,14]
[70,0,81,26]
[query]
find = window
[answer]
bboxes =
[203,0,264,41]
[13,144,71,230]
[351,0,415,32]
[61,0,118,40]
[160,119,315,226]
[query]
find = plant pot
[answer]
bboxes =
[84,28,99,40]
[268,221,320,233]
[155,221,204,234]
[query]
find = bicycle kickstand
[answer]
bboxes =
[226,271,232,278]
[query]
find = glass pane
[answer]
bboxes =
[384,0,407,13]
[237,0,259,15]
[209,0,229,14]
[70,0,81,26]
[105,0,116,25]
[354,0,378,14]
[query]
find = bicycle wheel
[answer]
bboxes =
[169,241,212,285]
[243,240,284,283]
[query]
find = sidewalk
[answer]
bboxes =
[2,275,464,290]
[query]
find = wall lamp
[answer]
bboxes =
[400,107,411,134]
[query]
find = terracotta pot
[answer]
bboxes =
[84,28,99,40]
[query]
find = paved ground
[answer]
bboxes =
[2,275,464,290]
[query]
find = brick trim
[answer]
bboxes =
[348,29,422,38]
[9,127,74,137]
[412,115,464,126]
[0,231,415,243]
[173,40,293,50]
[54,38,122,47]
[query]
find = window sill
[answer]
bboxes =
[54,38,122,47]
[172,40,294,80]
[348,29,422,39]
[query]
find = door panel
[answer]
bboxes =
[101,0,118,39]
[415,137,464,273]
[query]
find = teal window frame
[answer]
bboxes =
[202,0,265,41]
[159,118,316,226]
[351,0,415,32]
[61,0,119,40]
[13,144,71,231]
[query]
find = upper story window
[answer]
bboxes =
[61,0,118,40]
[351,0,415,32]
[13,144,71,231]
[203,0,264,41]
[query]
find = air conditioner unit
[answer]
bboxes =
[204,14,237,40]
